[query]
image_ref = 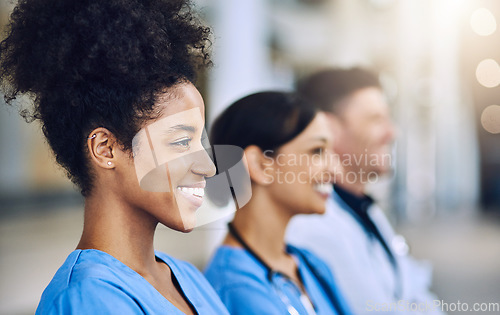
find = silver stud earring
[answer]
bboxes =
[88,134,96,140]
[107,161,112,166]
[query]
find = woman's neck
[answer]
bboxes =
[227,189,293,265]
[77,189,159,274]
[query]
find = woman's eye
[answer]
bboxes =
[312,147,324,155]
[171,137,192,149]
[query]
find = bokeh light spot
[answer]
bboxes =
[481,105,500,134]
[476,59,500,88]
[471,8,497,36]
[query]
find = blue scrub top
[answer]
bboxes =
[36,249,229,314]
[204,245,351,315]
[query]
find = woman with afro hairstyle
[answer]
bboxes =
[0,0,229,314]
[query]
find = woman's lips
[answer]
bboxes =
[313,183,333,199]
[176,182,206,208]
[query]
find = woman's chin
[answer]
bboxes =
[178,216,197,233]
[179,216,196,233]
[159,215,197,233]
[316,206,326,215]
[307,205,326,215]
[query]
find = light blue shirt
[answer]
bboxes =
[287,192,443,315]
[204,245,351,315]
[36,249,229,314]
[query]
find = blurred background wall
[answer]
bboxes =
[1,0,499,314]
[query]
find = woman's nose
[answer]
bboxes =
[192,147,217,178]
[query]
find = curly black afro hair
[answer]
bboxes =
[0,0,212,196]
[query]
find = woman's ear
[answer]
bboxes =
[243,145,274,185]
[87,127,117,169]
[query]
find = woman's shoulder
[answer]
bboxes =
[36,250,146,314]
[204,246,268,288]
[204,246,266,274]
[203,246,282,314]
[37,250,229,315]
[45,249,133,289]
[287,244,334,278]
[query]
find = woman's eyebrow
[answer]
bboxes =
[165,124,196,133]
[309,137,328,143]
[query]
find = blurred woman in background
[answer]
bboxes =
[204,92,351,315]
[0,0,228,313]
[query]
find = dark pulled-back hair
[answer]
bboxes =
[297,67,381,114]
[210,91,317,155]
[0,0,212,196]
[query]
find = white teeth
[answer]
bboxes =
[314,183,333,195]
[177,187,205,197]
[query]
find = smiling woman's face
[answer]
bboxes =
[263,113,339,216]
[118,82,216,232]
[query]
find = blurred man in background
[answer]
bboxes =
[287,68,444,314]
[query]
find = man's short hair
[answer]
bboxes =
[296,68,381,114]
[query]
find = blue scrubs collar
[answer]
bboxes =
[227,222,299,282]
[227,222,348,315]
